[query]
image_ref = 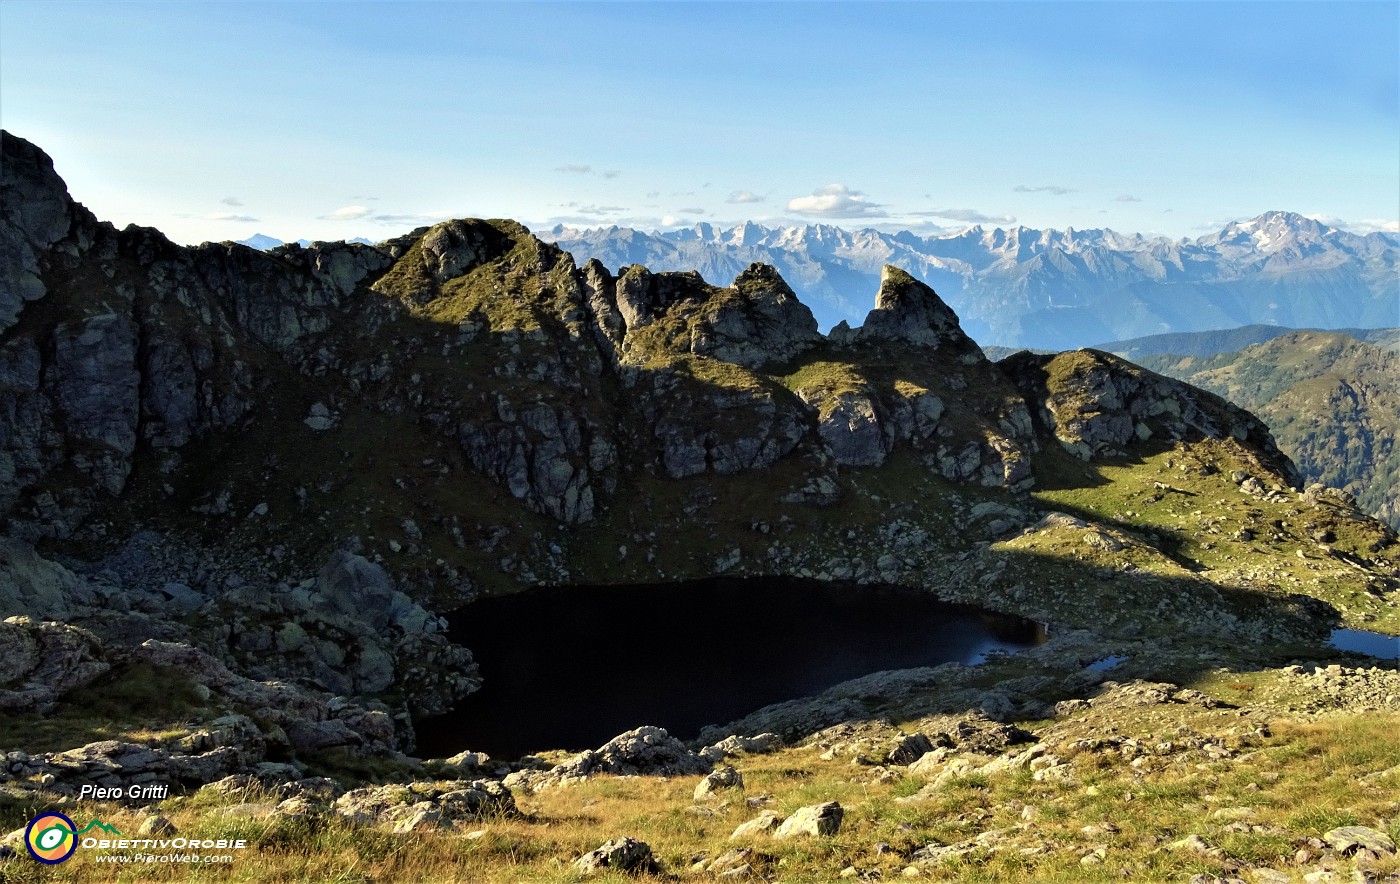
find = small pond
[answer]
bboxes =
[415,577,1045,759]
[1328,628,1400,662]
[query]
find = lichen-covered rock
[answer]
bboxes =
[1322,825,1395,855]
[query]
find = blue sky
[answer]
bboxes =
[2,1,1396,244]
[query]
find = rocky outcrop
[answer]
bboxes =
[1002,348,1300,483]
[333,779,515,831]
[0,132,395,540]
[0,132,83,334]
[0,535,100,620]
[858,266,972,350]
[642,370,807,479]
[0,534,478,719]
[0,617,108,712]
[457,399,609,523]
[505,726,713,792]
[2,737,255,795]
[690,263,820,367]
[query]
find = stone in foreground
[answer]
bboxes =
[1322,825,1395,855]
[774,801,843,838]
[574,837,661,875]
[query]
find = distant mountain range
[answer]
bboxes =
[1095,324,1400,361]
[238,233,374,250]
[543,212,1399,349]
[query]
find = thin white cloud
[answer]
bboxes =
[1014,184,1074,195]
[220,196,244,207]
[1307,214,1399,235]
[555,164,592,174]
[204,212,259,222]
[559,201,628,216]
[911,207,1016,224]
[601,170,621,179]
[786,184,886,218]
[676,206,706,215]
[369,212,456,226]
[726,190,766,204]
[1114,194,1143,203]
[319,205,375,221]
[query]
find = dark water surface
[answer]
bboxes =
[415,577,1045,759]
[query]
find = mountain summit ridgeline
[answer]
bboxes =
[546,213,1398,348]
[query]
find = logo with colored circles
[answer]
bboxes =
[25,811,80,863]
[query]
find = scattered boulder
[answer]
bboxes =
[137,815,176,836]
[694,765,744,800]
[887,732,938,766]
[731,811,783,839]
[775,802,843,838]
[550,726,711,783]
[573,837,660,876]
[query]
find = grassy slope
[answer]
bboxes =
[1138,331,1400,529]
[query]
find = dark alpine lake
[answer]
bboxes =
[415,577,1045,759]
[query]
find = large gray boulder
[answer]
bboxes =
[314,550,402,631]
